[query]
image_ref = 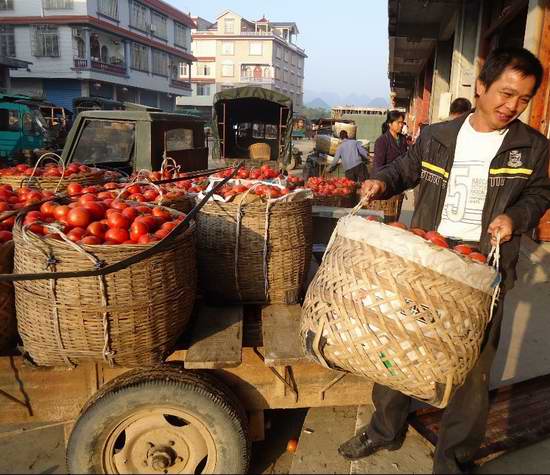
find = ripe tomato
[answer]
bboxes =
[105,227,129,243]
[469,252,487,263]
[429,235,449,248]
[154,228,171,239]
[152,206,171,221]
[78,193,97,204]
[121,206,138,221]
[67,227,87,242]
[110,200,128,210]
[127,184,142,195]
[27,223,45,235]
[137,233,160,244]
[136,205,152,215]
[425,230,444,241]
[87,221,107,238]
[366,215,383,222]
[97,191,115,200]
[40,201,57,217]
[410,228,427,239]
[143,189,159,201]
[80,235,103,245]
[0,230,12,242]
[0,202,9,212]
[82,201,106,220]
[67,207,92,228]
[104,182,120,190]
[66,182,83,196]
[107,212,130,229]
[161,221,178,232]
[454,244,473,256]
[130,221,149,241]
[134,215,158,231]
[388,222,408,230]
[128,193,146,202]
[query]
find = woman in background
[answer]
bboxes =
[373,110,408,173]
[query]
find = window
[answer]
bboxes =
[275,45,281,59]
[98,0,118,19]
[130,1,148,31]
[32,26,60,57]
[221,62,234,77]
[249,41,262,56]
[0,26,15,57]
[265,124,278,139]
[224,18,235,34]
[298,57,303,70]
[274,66,281,80]
[291,53,296,66]
[152,49,168,76]
[179,62,188,78]
[197,84,211,96]
[0,109,19,132]
[283,69,288,83]
[131,42,149,72]
[221,41,234,55]
[196,63,211,76]
[252,123,265,139]
[166,128,193,151]
[0,0,13,10]
[284,49,289,62]
[151,11,167,39]
[174,22,188,49]
[72,120,135,164]
[44,0,73,8]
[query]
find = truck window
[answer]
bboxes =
[72,120,135,164]
[252,123,265,139]
[165,128,194,151]
[23,113,33,132]
[0,109,20,132]
[265,124,278,139]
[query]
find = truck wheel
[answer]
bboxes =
[67,366,250,474]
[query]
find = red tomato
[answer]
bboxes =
[135,215,158,231]
[80,235,103,245]
[27,223,45,235]
[82,201,106,220]
[121,206,139,221]
[137,233,159,244]
[454,244,474,256]
[152,206,171,221]
[425,230,444,241]
[81,186,99,194]
[67,227,87,242]
[429,235,449,248]
[110,200,128,210]
[130,221,149,241]
[103,198,114,208]
[3,216,15,228]
[66,182,83,196]
[154,228,171,239]
[469,252,487,263]
[97,191,115,200]
[78,193,97,204]
[67,207,92,228]
[143,189,159,201]
[388,222,408,230]
[0,230,12,242]
[104,182,120,190]
[0,202,9,212]
[107,212,130,229]
[66,163,80,174]
[128,193,146,202]
[40,201,57,217]
[136,205,152,215]
[87,221,107,238]
[105,227,129,244]
[127,184,142,195]
[122,239,137,245]
[410,228,427,239]
[25,210,42,221]
[161,221,178,231]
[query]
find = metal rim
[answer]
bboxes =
[101,405,217,474]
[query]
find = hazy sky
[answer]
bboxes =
[166,0,390,101]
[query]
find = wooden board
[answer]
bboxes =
[262,304,306,367]
[312,205,383,219]
[184,304,243,369]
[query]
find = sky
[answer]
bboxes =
[166,0,391,106]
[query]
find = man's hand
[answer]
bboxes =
[487,214,514,245]
[360,179,387,202]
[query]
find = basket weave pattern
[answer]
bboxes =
[312,194,357,208]
[0,242,15,352]
[359,193,404,218]
[0,170,105,192]
[13,221,197,367]
[196,199,312,303]
[300,234,493,407]
[248,143,272,161]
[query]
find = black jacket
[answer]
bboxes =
[374,114,550,290]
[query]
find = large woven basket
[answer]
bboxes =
[0,241,16,353]
[248,143,272,161]
[196,198,312,304]
[312,194,357,208]
[301,217,498,408]
[0,169,106,192]
[13,213,197,367]
[359,192,404,221]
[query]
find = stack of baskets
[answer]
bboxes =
[196,196,312,304]
[300,216,499,407]
[12,207,197,367]
[0,241,16,353]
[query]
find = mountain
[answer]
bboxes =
[368,97,390,107]
[304,89,388,108]
[305,97,330,109]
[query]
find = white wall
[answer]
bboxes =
[192,40,216,57]
[1,0,88,16]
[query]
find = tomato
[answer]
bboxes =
[154,228,171,239]
[102,198,114,208]
[107,212,131,229]
[27,223,45,235]
[82,201,106,220]
[137,233,160,244]
[0,202,9,212]
[136,205,152,215]
[454,244,474,256]
[79,164,91,174]
[66,182,83,196]
[79,235,102,245]
[152,206,172,221]
[122,239,137,245]
[429,235,449,248]
[15,164,29,173]
[127,184,142,195]
[237,168,250,179]
[130,221,149,241]
[104,182,120,190]
[66,163,80,174]
[425,230,444,241]
[67,227,87,242]
[3,216,15,228]
[110,200,128,210]
[0,230,12,242]
[128,193,146,202]
[388,222,408,230]
[121,207,139,221]
[366,215,383,222]
[143,189,159,201]
[410,228,427,239]
[25,210,42,221]
[161,221,178,232]
[105,227,129,244]
[87,221,107,238]
[67,207,92,228]
[78,193,97,204]
[249,168,262,179]
[469,252,487,263]
[97,191,115,200]
[40,201,56,217]
[135,215,158,231]
[103,239,119,245]
[81,186,99,194]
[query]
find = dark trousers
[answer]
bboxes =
[345,162,369,182]
[366,296,505,474]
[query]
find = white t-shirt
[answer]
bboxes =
[437,115,508,242]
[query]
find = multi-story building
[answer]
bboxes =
[0,0,195,111]
[177,10,306,118]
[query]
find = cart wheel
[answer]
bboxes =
[66,366,250,474]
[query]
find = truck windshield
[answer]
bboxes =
[72,119,135,164]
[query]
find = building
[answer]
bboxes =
[387,0,550,140]
[332,106,390,143]
[0,0,196,112]
[177,10,307,119]
[0,55,31,91]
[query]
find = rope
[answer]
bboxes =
[26,152,66,193]
[487,231,502,323]
[263,200,273,299]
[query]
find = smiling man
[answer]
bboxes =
[338,47,550,474]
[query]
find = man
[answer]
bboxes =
[449,97,473,119]
[338,47,550,474]
[328,130,370,181]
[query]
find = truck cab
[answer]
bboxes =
[61,110,209,174]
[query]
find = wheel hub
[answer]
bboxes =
[148,446,177,472]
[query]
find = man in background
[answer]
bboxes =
[449,97,473,119]
[328,130,370,181]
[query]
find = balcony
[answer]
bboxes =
[239,76,274,84]
[73,58,128,76]
[170,79,192,90]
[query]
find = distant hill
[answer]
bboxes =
[368,97,390,107]
[305,97,330,109]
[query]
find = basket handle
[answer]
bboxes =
[23,152,66,192]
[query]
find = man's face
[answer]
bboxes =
[475,66,536,130]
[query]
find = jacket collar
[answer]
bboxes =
[431,112,533,152]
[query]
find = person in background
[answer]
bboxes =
[449,97,473,119]
[373,110,408,173]
[327,130,370,182]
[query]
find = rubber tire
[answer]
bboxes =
[66,365,250,474]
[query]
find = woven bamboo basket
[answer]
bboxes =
[224,158,281,171]
[12,211,197,368]
[159,191,194,214]
[0,241,16,353]
[0,169,106,192]
[248,143,272,161]
[312,194,357,208]
[300,216,499,408]
[196,197,312,304]
[358,191,404,221]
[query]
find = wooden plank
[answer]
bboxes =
[184,304,243,369]
[312,205,383,219]
[262,304,306,367]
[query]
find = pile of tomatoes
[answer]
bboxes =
[216,182,291,200]
[214,165,281,181]
[305,177,357,197]
[367,217,488,264]
[286,176,305,189]
[136,171,209,194]
[0,162,100,178]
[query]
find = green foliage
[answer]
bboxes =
[296,106,329,121]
